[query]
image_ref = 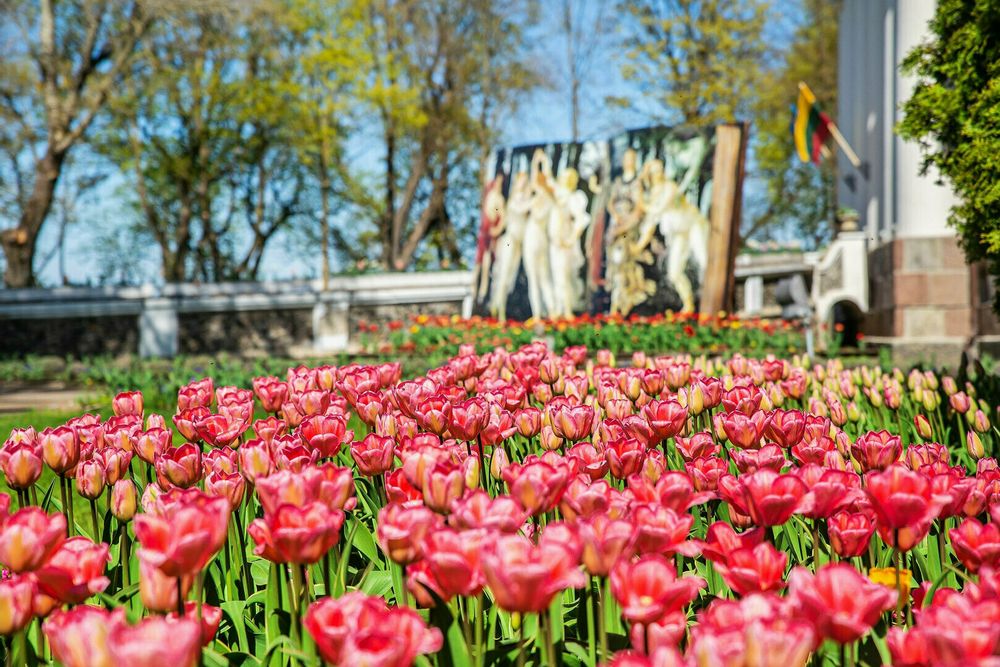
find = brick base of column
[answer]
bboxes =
[862,236,997,366]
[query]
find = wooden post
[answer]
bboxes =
[700,123,749,315]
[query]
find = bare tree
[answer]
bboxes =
[0,1,155,287]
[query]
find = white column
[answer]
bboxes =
[139,298,179,358]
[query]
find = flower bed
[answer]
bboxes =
[0,343,996,666]
[359,312,805,358]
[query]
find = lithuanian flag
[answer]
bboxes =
[792,83,832,164]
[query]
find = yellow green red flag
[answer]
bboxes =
[792,83,832,164]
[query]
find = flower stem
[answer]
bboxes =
[89,499,100,541]
[594,577,607,662]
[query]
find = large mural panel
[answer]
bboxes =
[473,125,737,321]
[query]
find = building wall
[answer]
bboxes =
[838,0,998,361]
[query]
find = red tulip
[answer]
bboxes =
[685,456,728,494]
[851,430,902,472]
[304,592,443,666]
[44,605,120,667]
[0,573,34,635]
[795,465,862,519]
[788,563,897,643]
[168,601,222,646]
[346,434,392,477]
[449,398,490,441]
[205,470,246,509]
[579,513,634,577]
[253,377,289,414]
[605,437,646,479]
[300,414,352,458]
[39,425,79,475]
[111,479,137,522]
[0,507,66,573]
[449,490,527,533]
[34,536,109,604]
[75,459,106,500]
[173,407,209,442]
[194,413,243,448]
[719,410,766,450]
[675,432,718,461]
[865,465,940,551]
[731,443,786,474]
[567,443,610,481]
[421,460,466,513]
[950,517,1000,572]
[549,404,595,442]
[481,531,586,613]
[108,614,202,667]
[133,428,171,466]
[249,501,344,564]
[0,440,42,489]
[514,407,543,438]
[255,465,357,514]
[154,443,203,489]
[719,469,807,527]
[112,391,144,418]
[421,526,486,599]
[610,554,705,624]
[764,409,806,447]
[629,504,699,557]
[642,399,689,444]
[238,439,274,484]
[133,493,229,576]
[252,417,288,444]
[827,511,875,558]
[700,522,765,565]
[138,549,193,613]
[503,458,570,516]
[713,542,788,595]
[721,385,762,414]
[376,503,441,565]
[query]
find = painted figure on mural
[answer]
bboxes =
[604,148,655,315]
[523,148,558,319]
[547,167,591,318]
[473,174,506,302]
[489,170,531,321]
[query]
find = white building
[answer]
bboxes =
[832,0,996,362]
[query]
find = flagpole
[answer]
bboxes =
[798,81,863,169]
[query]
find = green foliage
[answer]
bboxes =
[617,0,770,125]
[751,0,840,249]
[898,0,1000,313]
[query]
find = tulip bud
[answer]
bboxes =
[464,456,481,490]
[0,442,42,490]
[971,409,991,434]
[75,460,106,500]
[111,480,137,522]
[539,425,564,452]
[968,431,986,459]
[490,447,509,480]
[922,390,939,412]
[913,414,933,440]
[846,401,861,423]
[950,392,972,414]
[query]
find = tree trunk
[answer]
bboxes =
[1,149,65,287]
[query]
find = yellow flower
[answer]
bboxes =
[416,314,430,324]
[409,325,421,334]
[869,567,911,595]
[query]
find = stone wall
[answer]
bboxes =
[1,316,138,357]
[177,309,314,357]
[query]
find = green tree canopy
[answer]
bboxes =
[899,0,1000,311]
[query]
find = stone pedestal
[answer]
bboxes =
[139,298,179,358]
[312,292,351,353]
